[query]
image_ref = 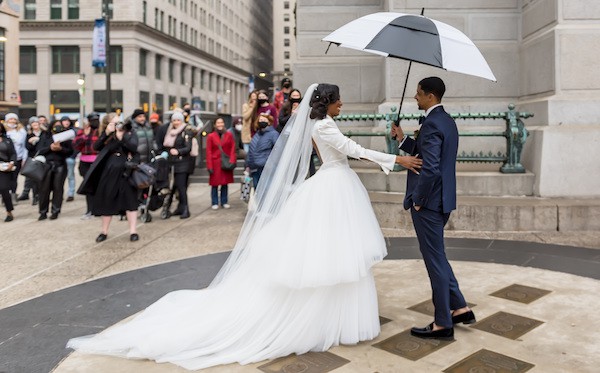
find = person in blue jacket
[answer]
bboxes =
[246,113,279,189]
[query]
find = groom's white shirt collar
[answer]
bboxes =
[425,103,443,117]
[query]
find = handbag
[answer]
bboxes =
[218,144,236,171]
[21,156,51,182]
[240,175,252,203]
[128,163,157,189]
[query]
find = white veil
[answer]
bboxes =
[209,83,319,287]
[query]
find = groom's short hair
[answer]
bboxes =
[419,77,446,101]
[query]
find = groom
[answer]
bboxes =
[391,77,475,340]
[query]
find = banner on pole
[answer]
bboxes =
[92,19,106,68]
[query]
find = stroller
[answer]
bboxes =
[139,151,172,222]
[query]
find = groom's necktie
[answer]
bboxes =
[418,116,425,125]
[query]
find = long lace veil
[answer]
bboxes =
[209,83,318,287]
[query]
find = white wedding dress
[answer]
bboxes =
[68,107,396,370]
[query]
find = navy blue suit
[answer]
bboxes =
[400,105,467,328]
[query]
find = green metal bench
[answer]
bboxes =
[336,104,533,173]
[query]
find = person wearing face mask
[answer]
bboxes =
[206,117,236,209]
[247,114,279,189]
[73,112,100,219]
[0,122,17,222]
[78,113,140,242]
[3,113,27,204]
[19,116,46,204]
[35,119,74,220]
[253,90,278,135]
[242,90,258,153]
[274,77,293,113]
[277,89,302,132]
[229,117,244,153]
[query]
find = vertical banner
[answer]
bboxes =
[248,75,255,93]
[92,19,106,68]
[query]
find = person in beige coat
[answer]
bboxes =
[241,90,258,153]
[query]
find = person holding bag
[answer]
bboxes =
[0,124,17,222]
[156,112,193,219]
[78,113,140,242]
[206,117,236,210]
[35,120,74,220]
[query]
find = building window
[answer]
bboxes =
[208,73,213,91]
[160,11,164,32]
[180,63,186,85]
[0,29,4,101]
[155,55,162,79]
[139,49,147,76]
[284,26,290,34]
[284,13,290,22]
[93,90,123,112]
[20,46,37,74]
[168,59,175,82]
[50,0,62,20]
[50,90,80,112]
[95,46,122,73]
[284,64,291,72]
[180,97,187,108]
[102,0,113,19]
[191,67,196,88]
[200,69,205,89]
[68,0,79,19]
[52,46,79,74]
[284,1,289,9]
[169,95,177,109]
[284,38,290,47]
[139,91,150,111]
[142,1,147,24]
[284,51,290,60]
[24,0,36,20]
[154,8,158,28]
[19,90,37,120]
[155,93,164,113]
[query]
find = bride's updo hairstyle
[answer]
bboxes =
[309,83,340,120]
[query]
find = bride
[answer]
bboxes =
[67,83,422,370]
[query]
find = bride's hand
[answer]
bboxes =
[395,155,422,174]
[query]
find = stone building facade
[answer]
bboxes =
[0,2,20,113]
[294,0,600,197]
[18,0,273,119]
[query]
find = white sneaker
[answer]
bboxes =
[211,205,219,210]
[222,204,231,209]
[80,212,93,220]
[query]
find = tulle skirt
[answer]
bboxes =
[67,162,388,370]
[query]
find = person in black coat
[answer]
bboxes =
[0,124,17,222]
[36,120,74,220]
[78,113,140,242]
[156,112,193,219]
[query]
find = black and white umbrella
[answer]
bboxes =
[323,12,496,82]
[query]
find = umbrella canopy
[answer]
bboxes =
[323,12,496,82]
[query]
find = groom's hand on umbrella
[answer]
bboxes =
[390,123,404,140]
[395,155,422,174]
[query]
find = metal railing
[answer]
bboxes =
[337,104,533,173]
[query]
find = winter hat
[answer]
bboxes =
[131,109,146,119]
[170,112,185,122]
[5,113,18,122]
[28,116,39,125]
[149,113,160,122]
[60,116,70,122]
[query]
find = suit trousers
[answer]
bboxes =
[39,163,67,215]
[411,207,467,328]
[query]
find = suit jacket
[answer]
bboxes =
[400,106,458,213]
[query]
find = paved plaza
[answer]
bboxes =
[1,182,599,373]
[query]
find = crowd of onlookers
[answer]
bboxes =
[0,78,302,241]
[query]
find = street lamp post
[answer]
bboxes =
[102,0,112,114]
[77,73,86,125]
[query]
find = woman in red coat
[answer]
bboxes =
[206,117,236,209]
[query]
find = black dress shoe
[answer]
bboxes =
[66,196,74,202]
[38,213,47,221]
[180,207,190,219]
[96,233,107,243]
[5,215,13,222]
[130,233,139,242]
[17,193,29,201]
[171,207,183,216]
[49,213,59,220]
[32,196,39,206]
[411,323,454,340]
[452,310,476,325]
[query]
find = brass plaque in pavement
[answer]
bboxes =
[258,351,350,373]
[471,311,543,340]
[408,300,476,317]
[379,316,392,325]
[443,348,534,373]
[490,284,551,304]
[373,329,454,361]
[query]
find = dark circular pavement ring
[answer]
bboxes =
[1,238,598,373]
